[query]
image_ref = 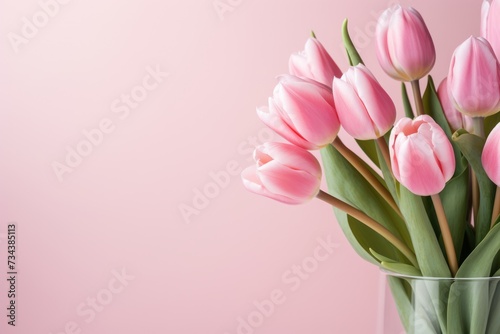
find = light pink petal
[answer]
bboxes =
[482,123,500,185]
[333,77,377,139]
[279,81,340,146]
[352,65,396,137]
[257,105,317,150]
[376,7,404,80]
[241,165,300,204]
[449,37,500,117]
[256,142,321,178]
[258,161,320,202]
[386,7,435,81]
[396,135,446,196]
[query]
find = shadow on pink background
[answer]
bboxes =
[0,0,479,333]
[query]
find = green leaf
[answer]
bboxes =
[401,83,414,118]
[439,166,470,261]
[355,139,380,168]
[452,224,500,332]
[453,130,496,244]
[342,19,364,66]
[486,272,500,333]
[485,112,500,137]
[399,186,451,277]
[381,262,422,277]
[320,144,411,264]
[456,223,500,278]
[370,248,397,263]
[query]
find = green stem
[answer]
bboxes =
[411,80,425,116]
[332,138,403,219]
[431,194,458,276]
[473,117,485,138]
[316,190,418,267]
[492,187,500,229]
[471,117,485,224]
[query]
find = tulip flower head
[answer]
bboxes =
[332,64,396,140]
[437,77,474,133]
[289,37,342,87]
[482,123,500,186]
[448,36,500,117]
[482,0,500,59]
[257,75,340,150]
[241,142,322,204]
[376,5,436,81]
[389,115,455,196]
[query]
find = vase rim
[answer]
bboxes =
[381,269,500,281]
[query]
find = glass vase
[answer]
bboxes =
[378,270,500,334]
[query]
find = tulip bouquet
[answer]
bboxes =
[241,2,500,333]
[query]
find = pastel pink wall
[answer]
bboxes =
[0,0,479,333]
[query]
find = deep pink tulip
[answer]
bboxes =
[376,6,436,81]
[289,37,342,87]
[241,142,322,204]
[437,77,474,133]
[257,75,340,150]
[389,115,455,196]
[332,64,396,140]
[448,36,500,117]
[482,0,500,59]
[482,123,500,186]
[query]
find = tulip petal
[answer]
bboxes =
[241,165,299,204]
[333,77,377,139]
[279,81,340,146]
[255,142,322,178]
[353,66,396,136]
[482,123,500,185]
[257,105,317,150]
[258,161,320,201]
[397,135,446,196]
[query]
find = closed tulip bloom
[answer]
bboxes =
[332,64,396,140]
[482,0,500,59]
[437,77,474,133]
[289,37,342,87]
[482,123,500,186]
[257,75,340,150]
[376,6,436,81]
[241,142,322,204]
[448,36,500,117]
[389,115,455,196]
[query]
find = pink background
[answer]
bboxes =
[0,0,479,333]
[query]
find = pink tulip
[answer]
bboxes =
[257,75,340,150]
[482,0,500,59]
[482,123,500,186]
[289,37,342,87]
[375,6,436,81]
[332,64,396,140]
[448,36,500,117]
[437,77,474,133]
[389,115,455,196]
[241,142,322,204]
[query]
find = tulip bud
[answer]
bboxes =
[448,36,500,117]
[437,77,474,133]
[389,115,455,196]
[482,123,500,186]
[257,75,340,150]
[332,64,396,140]
[289,37,342,87]
[375,6,436,81]
[241,142,322,204]
[481,0,500,59]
